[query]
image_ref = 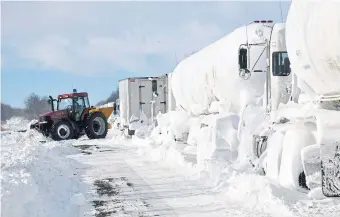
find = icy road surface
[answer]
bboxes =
[72,142,274,217]
[70,136,340,217]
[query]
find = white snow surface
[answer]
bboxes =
[1,117,31,131]
[1,125,87,217]
[1,117,340,217]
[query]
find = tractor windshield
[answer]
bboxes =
[57,98,73,110]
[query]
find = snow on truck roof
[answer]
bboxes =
[118,74,169,82]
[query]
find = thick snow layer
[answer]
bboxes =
[286,0,340,98]
[2,118,340,216]
[126,121,340,217]
[1,129,86,217]
[172,23,274,115]
[307,187,326,200]
[279,129,316,191]
[265,132,284,181]
[1,117,30,131]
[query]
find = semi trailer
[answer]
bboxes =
[118,75,168,135]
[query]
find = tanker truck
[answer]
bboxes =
[237,0,340,197]
[170,0,339,197]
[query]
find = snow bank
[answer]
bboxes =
[1,117,30,132]
[132,110,243,177]
[172,23,273,115]
[1,130,87,217]
[279,129,316,191]
[225,173,297,217]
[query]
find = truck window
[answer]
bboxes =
[152,80,157,92]
[272,52,291,76]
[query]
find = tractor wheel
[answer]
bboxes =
[51,120,74,141]
[85,112,108,139]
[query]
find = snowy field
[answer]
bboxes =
[1,117,340,217]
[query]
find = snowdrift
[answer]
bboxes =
[1,117,30,132]
[1,124,87,217]
[172,23,273,115]
[286,0,340,99]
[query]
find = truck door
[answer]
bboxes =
[270,51,292,111]
[139,80,152,119]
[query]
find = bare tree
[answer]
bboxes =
[96,88,119,106]
[24,93,50,118]
[1,103,26,121]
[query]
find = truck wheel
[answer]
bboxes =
[51,120,74,141]
[85,112,108,139]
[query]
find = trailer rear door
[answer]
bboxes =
[139,80,152,119]
[152,79,167,114]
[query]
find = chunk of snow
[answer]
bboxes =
[265,132,284,180]
[307,187,327,200]
[279,129,316,191]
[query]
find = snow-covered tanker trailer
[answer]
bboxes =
[239,0,340,197]
[171,22,275,115]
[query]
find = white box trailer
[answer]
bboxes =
[119,76,168,132]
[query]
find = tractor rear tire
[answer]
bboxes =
[85,112,108,139]
[51,120,74,141]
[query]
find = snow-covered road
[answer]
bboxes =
[71,141,273,217]
[2,122,340,217]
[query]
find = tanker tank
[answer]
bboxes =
[286,0,340,101]
[171,22,274,115]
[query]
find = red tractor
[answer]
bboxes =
[30,89,114,141]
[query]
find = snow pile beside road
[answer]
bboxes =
[219,172,295,217]
[1,117,30,132]
[1,130,87,217]
[129,111,198,173]
[131,110,243,176]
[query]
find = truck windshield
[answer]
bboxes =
[272,52,291,76]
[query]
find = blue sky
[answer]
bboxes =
[1,1,290,108]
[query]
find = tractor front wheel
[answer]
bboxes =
[85,112,108,139]
[51,120,74,141]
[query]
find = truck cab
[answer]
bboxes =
[238,22,292,112]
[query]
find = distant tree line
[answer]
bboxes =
[1,93,50,121]
[96,88,119,106]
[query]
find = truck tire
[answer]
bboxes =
[85,112,108,139]
[51,120,74,141]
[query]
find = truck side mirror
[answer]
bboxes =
[283,57,291,75]
[238,47,248,70]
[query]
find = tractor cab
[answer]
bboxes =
[48,89,91,122]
